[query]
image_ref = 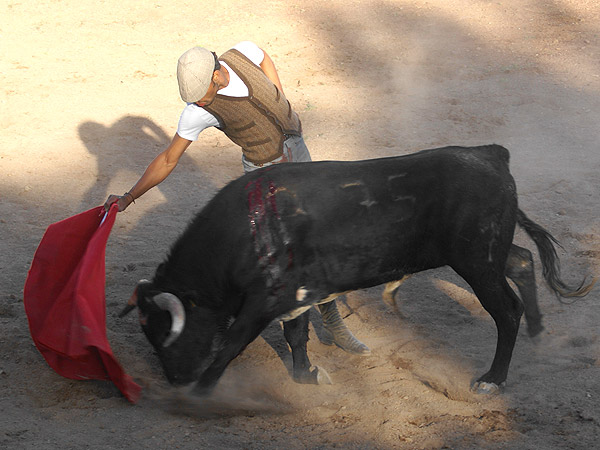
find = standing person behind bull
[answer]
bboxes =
[104,41,370,356]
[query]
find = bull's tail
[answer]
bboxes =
[517,209,596,300]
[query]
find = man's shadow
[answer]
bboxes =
[78,115,177,210]
[77,114,226,268]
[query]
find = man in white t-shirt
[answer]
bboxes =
[104,42,370,356]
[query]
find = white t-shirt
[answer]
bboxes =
[176,41,265,141]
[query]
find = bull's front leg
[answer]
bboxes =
[191,314,271,396]
[282,311,332,385]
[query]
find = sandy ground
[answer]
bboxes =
[2,0,600,448]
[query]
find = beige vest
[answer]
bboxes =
[204,49,302,164]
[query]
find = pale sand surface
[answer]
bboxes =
[1,1,599,448]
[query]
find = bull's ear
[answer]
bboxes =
[155,263,167,279]
[181,290,200,307]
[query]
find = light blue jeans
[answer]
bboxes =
[242,134,312,173]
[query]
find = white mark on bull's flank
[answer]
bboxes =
[393,195,416,203]
[296,287,308,302]
[488,242,495,262]
[340,181,364,189]
[388,173,407,182]
[481,222,499,263]
[486,230,496,262]
[294,207,307,216]
[340,180,377,207]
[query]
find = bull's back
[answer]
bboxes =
[246,144,514,235]
[213,145,513,288]
[180,145,515,293]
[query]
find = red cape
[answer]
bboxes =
[24,205,141,403]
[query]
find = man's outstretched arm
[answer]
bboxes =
[104,133,192,211]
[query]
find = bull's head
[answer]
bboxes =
[119,280,221,386]
[119,279,185,347]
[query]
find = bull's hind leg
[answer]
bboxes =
[382,275,411,315]
[283,312,332,385]
[462,273,524,394]
[505,244,544,337]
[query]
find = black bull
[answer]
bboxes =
[120,145,593,395]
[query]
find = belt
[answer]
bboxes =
[247,151,290,167]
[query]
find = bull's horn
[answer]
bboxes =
[118,303,136,318]
[152,292,186,348]
[118,279,151,318]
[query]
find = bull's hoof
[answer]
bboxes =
[381,291,398,310]
[294,365,332,385]
[382,278,409,316]
[191,382,216,397]
[527,322,545,339]
[470,381,505,395]
[312,365,332,385]
[529,333,543,346]
[382,298,404,319]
